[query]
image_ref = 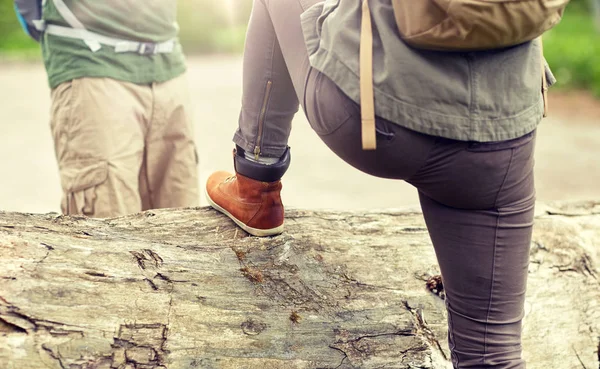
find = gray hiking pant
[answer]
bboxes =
[233,1,536,367]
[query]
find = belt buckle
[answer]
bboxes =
[138,42,156,55]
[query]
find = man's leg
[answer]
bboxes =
[50,77,150,217]
[141,73,199,210]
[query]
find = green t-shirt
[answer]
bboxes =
[41,0,186,89]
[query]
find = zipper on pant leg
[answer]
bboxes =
[254,80,273,160]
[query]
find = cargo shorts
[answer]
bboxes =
[49,73,199,217]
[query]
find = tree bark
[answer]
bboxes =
[0,202,598,369]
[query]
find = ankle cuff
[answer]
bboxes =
[234,146,291,182]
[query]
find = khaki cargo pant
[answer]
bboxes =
[50,73,199,218]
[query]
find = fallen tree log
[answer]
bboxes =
[0,202,598,369]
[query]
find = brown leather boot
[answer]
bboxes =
[206,172,284,236]
[205,147,290,237]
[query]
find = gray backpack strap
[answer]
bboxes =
[51,0,101,51]
[44,24,175,54]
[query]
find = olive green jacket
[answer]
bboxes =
[301,0,551,142]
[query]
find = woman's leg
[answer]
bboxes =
[306,87,535,368]
[301,91,537,367]
[233,0,318,159]
[315,111,536,367]
[211,2,536,366]
[206,0,320,236]
[412,134,536,368]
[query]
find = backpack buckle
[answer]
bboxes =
[138,42,156,55]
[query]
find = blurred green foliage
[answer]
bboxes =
[1,0,599,96]
[177,0,251,54]
[0,0,252,55]
[544,2,600,96]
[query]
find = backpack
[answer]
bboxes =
[13,0,44,42]
[359,0,570,150]
[13,0,176,54]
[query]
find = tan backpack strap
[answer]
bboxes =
[360,0,376,150]
[540,37,549,118]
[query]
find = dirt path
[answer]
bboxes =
[0,55,599,214]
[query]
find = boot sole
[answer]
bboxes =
[204,188,284,237]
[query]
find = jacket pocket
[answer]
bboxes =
[60,160,108,216]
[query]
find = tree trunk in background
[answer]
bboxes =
[1,203,599,369]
